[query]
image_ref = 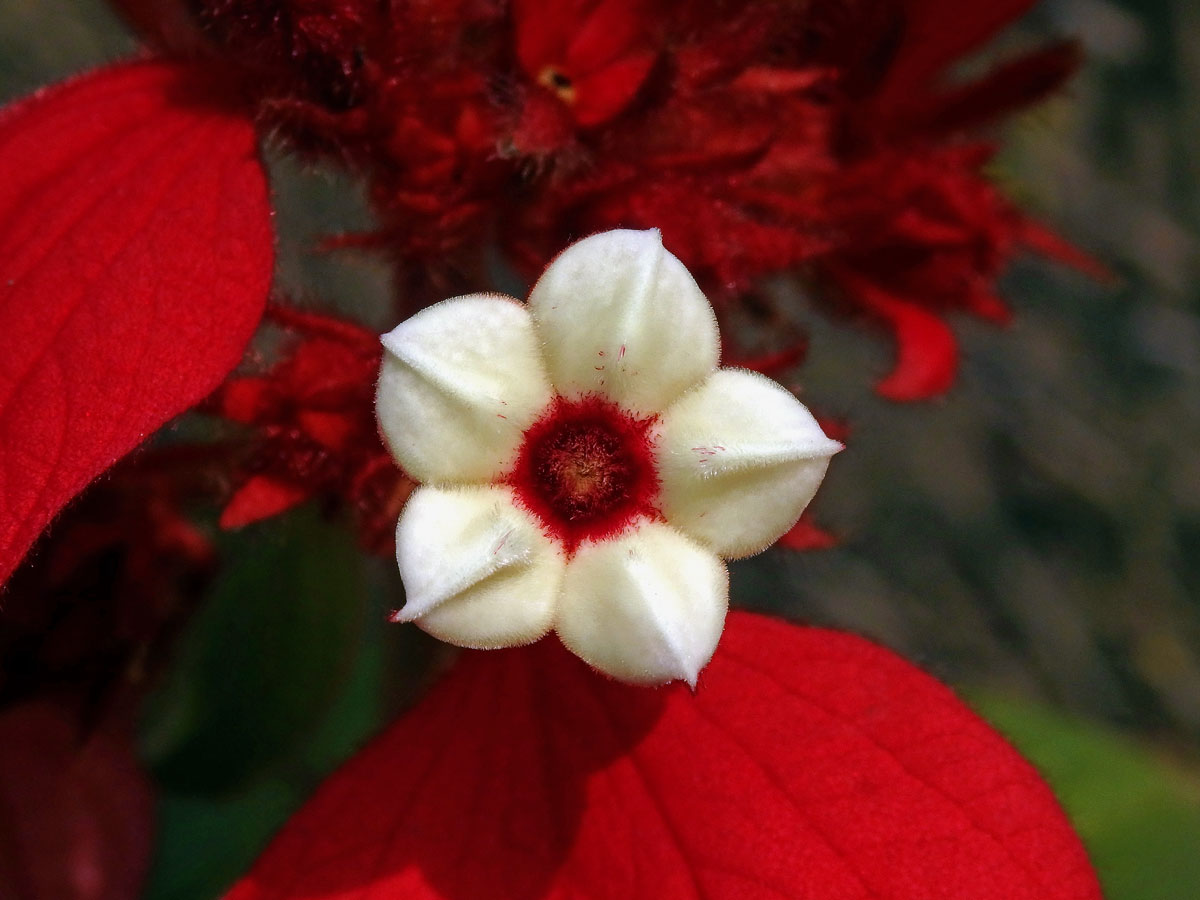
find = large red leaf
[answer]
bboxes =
[0,61,273,584]
[0,702,155,900]
[226,612,1101,900]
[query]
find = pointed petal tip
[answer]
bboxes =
[394,486,564,647]
[653,630,706,691]
[554,524,727,687]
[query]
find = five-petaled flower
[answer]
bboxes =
[376,229,840,686]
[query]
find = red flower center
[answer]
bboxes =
[537,65,577,104]
[507,396,659,551]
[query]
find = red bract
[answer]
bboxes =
[873,0,1043,112]
[778,514,840,551]
[0,61,273,584]
[225,612,1100,900]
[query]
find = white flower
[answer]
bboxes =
[376,229,840,687]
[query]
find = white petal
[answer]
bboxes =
[377,294,554,483]
[394,485,565,649]
[527,229,719,415]
[555,521,728,687]
[654,369,841,559]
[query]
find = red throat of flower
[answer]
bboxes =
[507,396,660,552]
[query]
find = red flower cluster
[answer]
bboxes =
[210,306,414,555]
[179,0,1090,382]
[0,0,1093,580]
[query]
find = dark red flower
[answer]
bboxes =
[513,0,659,131]
[100,0,1098,405]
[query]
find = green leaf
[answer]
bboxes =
[975,695,1200,900]
[144,778,299,900]
[145,603,388,900]
[144,508,367,793]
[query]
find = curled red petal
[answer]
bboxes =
[0,61,273,584]
[0,702,155,900]
[225,612,1100,900]
[837,272,960,401]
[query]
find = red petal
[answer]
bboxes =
[513,0,589,73]
[838,273,960,401]
[215,376,275,424]
[917,42,1082,134]
[0,702,155,900]
[573,52,657,126]
[964,283,1014,324]
[0,62,273,584]
[226,613,1100,900]
[1018,219,1114,283]
[778,515,839,550]
[220,476,311,529]
[724,341,808,376]
[566,0,648,74]
[884,0,1039,97]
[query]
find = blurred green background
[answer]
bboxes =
[2,0,1198,898]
